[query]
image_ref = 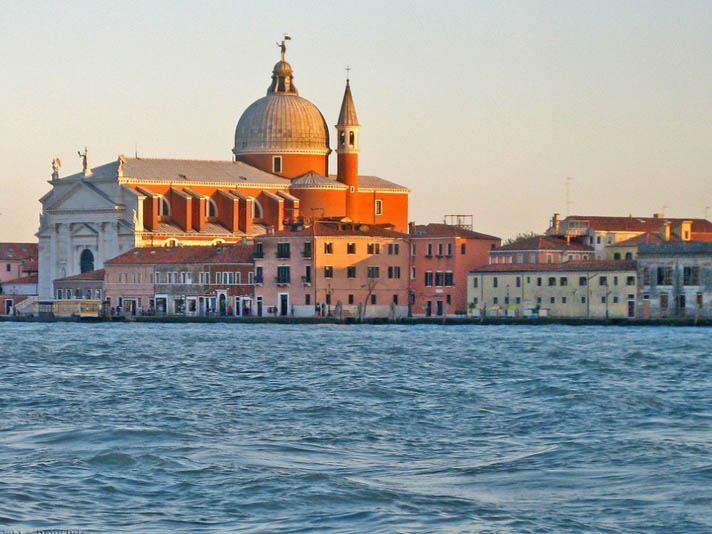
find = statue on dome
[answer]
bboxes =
[276,34,291,62]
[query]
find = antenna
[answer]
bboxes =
[565,177,574,217]
[135,143,138,159]
[705,206,710,220]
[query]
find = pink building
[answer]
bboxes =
[254,221,409,318]
[489,235,593,264]
[410,223,500,317]
[0,243,38,284]
[104,244,254,316]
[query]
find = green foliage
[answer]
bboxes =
[503,231,539,246]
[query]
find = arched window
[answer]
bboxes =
[80,249,94,273]
[164,238,182,247]
[211,239,225,245]
[625,252,633,260]
[252,199,263,219]
[349,131,355,146]
[207,198,218,218]
[158,196,171,217]
[339,131,345,147]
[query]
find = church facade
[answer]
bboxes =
[37,43,409,298]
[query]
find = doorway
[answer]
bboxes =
[279,293,289,316]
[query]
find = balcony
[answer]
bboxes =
[301,251,312,259]
[276,252,291,260]
[275,276,290,286]
[253,251,264,259]
[301,276,312,286]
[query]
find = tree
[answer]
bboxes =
[503,231,539,246]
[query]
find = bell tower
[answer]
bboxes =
[336,76,360,221]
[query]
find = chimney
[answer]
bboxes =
[680,220,692,241]
[653,213,664,219]
[552,213,561,234]
[660,222,671,241]
[409,221,416,235]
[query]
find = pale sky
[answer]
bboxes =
[1,0,711,242]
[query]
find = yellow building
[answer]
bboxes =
[467,261,637,319]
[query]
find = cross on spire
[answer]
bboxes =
[346,65,351,82]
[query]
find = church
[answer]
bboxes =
[37,41,410,298]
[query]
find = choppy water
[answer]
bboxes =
[1,323,711,533]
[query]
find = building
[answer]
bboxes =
[37,40,409,298]
[489,235,593,264]
[0,243,38,284]
[637,241,712,319]
[603,232,666,261]
[410,223,500,317]
[53,269,105,301]
[254,221,409,318]
[546,213,712,258]
[104,244,254,316]
[468,261,638,319]
[0,275,38,315]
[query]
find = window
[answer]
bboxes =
[657,266,672,285]
[493,297,499,304]
[324,266,334,278]
[273,156,282,173]
[249,271,256,284]
[393,294,399,305]
[601,296,607,303]
[537,277,542,287]
[516,297,521,304]
[697,293,703,308]
[445,271,453,286]
[388,266,401,279]
[626,276,635,286]
[613,276,619,286]
[425,271,433,286]
[596,236,602,244]
[56,289,63,299]
[560,277,568,286]
[536,297,542,304]
[410,266,416,279]
[347,243,356,254]
[367,243,380,255]
[302,242,312,258]
[80,249,94,273]
[339,131,345,147]
[678,295,686,309]
[437,243,444,257]
[546,254,553,264]
[683,266,700,285]
[367,266,380,278]
[562,296,567,304]
[472,277,478,288]
[277,266,290,284]
[304,265,312,283]
[387,243,400,255]
[254,242,264,258]
[235,272,241,284]
[493,277,498,288]
[436,272,444,286]
[426,243,433,257]
[472,297,478,306]
[625,252,633,260]
[516,277,521,288]
[324,242,333,254]
[305,294,311,305]
[642,267,650,285]
[660,293,669,309]
[411,244,416,256]
[550,297,555,304]
[374,199,383,216]
[224,272,232,285]
[371,294,377,305]
[204,272,210,284]
[614,252,621,260]
[599,276,607,286]
[159,196,171,217]
[581,297,586,303]
[255,267,264,284]
[579,276,587,286]
[349,131,355,146]
[613,296,619,303]
[447,243,453,256]
[326,293,331,305]
[548,277,556,287]
[347,266,356,278]
[461,243,466,255]
[216,272,222,284]
[67,289,72,299]
[207,198,218,218]
[277,243,290,259]
[348,294,354,305]
[446,294,451,305]
[6,264,10,272]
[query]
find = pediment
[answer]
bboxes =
[47,181,119,211]
[71,223,99,237]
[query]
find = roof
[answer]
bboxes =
[561,215,712,234]
[493,235,592,252]
[0,243,38,261]
[638,241,712,256]
[608,232,666,247]
[55,269,105,282]
[337,80,359,127]
[261,221,408,239]
[2,274,38,285]
[471,260,637,274]
[291,172,347,188]
[412,223,500,241]
[60,158,291,186]
[105,244,255,265]
[21,261,39,272]
[354,175,409,192]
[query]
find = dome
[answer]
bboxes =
[233,94,330,156]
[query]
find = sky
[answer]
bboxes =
[1,0,711,242]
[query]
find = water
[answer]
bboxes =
[0,323,711,533]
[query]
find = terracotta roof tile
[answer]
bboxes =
[412,223,500,241]
[0,243,38,261]
[494,235,592,252]
[561,215,712,233]
[608,232,666,247]
[471,260,637,273]
[55,269,105,282]
[2,274,38,285]
[262,221,408,239]
[105,244,254,265]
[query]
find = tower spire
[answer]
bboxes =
[336,78,361,221]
